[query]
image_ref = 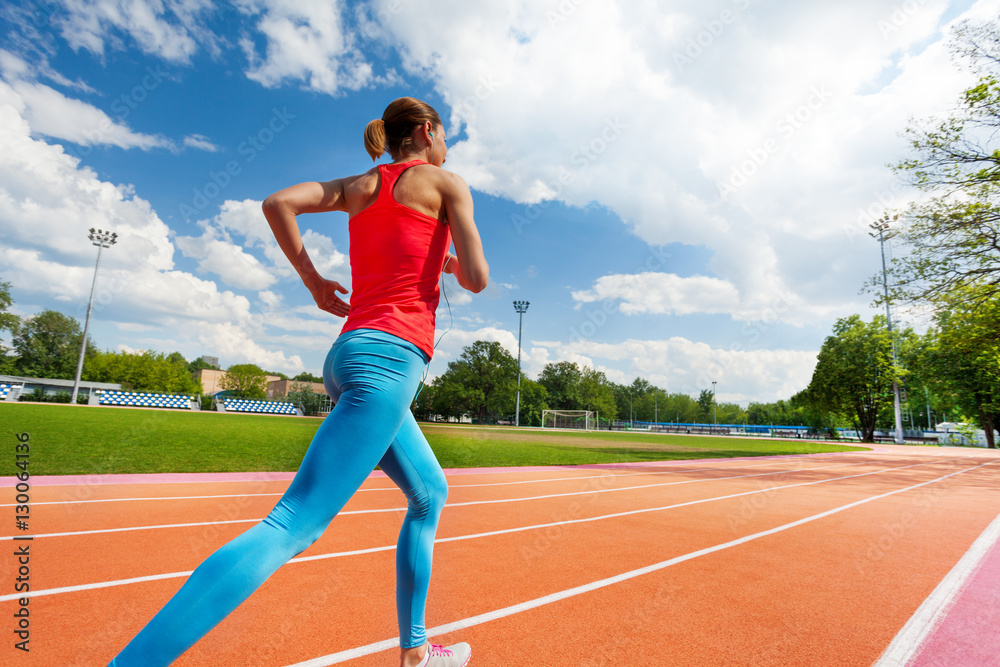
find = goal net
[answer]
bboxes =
[542,410,595,430]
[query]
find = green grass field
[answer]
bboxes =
[1,403,868,477]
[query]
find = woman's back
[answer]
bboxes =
[342,160,452,358]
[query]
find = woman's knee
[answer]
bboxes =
[409,475,448,518]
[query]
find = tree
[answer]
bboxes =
[538,361,584,409]
[800,315,906,442]
[220,363,268,399]
[578,367,617,421]
[84,349,201,394]
[515,377,548,426]
[287,381,324,416]
[885,18,1000,306]
[293,371,323,383]
[920,293,999,447]
[430,341,518,423]
[10,309,95,379]
[0,281,19,372]
[697,389,714,423]
[188,356,221,374]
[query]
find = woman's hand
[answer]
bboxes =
[442,252,459,275]
[308,279,351,318]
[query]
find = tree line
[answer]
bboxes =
[0,287,320,405]
[412,340,810,428]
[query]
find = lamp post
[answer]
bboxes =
[71,228,117,405]
[712,381,717,426]
[870,215,904,445]
[513,300,529,426]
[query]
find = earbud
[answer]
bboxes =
[429,132,434,138]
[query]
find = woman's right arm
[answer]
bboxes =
[441,173,489,293]
[261,179,352,317]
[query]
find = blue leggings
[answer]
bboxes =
[111,329,447,666]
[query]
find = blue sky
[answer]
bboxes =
[0,0,995,404]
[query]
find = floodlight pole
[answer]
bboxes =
[870,217,904,445]
[71,228,117,405]
[513,300,529,426]
[712,381,717,426]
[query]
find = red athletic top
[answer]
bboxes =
[341,160,451,359]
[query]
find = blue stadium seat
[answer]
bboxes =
[0,384,10,400]
[98,390,194,409]
[220,398,298,415]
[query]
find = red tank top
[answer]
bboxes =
[341,160,451,359]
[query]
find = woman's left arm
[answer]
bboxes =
[261,179,351,317]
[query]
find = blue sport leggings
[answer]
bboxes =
[110,329,447,666]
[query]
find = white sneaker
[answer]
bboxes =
[419,642,471,667]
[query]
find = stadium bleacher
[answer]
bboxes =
[99,390,194,410]
[0,384,11,400]
[221,399,299,416]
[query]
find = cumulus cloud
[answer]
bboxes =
[378,0,994,327]
[542,336,820,404]
[175,199,350,289]
[0,81,323,375]
[54,0,214,63]
[238,0,381,94]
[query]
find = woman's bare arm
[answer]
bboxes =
[261,179,351,317]
[441,173,488,293]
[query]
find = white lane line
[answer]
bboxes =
[1,460,876,540]
[0,458,844,507]
[284,460,1000,667]
[872,510,1000,667]
[0,458,954,601]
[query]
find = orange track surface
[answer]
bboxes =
[2,445,999,666]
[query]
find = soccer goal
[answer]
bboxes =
[542,410,595,430]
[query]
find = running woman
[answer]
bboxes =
[109,97,488,667]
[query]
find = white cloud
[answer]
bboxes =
[54,0,214,63]
[183,134,220,152]
[176,199,351,289]
[540,336,820,404]
[380,0,998,329]
[573,272,743,317]
[238,0,378,94]
[0,84,316,375]
[0,51,219,153]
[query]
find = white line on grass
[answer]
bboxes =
[1,460,878,540]
[0,458,960,601]
[283,460,1000,667]
[872,510,1000,667]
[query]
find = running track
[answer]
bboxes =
[2,444,999,666]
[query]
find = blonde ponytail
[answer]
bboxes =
[364,118,387,161]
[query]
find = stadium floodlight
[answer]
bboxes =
[513,300,529,426]
[869,215,904,445]
[712,381,717,426]
[71,228,118,405]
